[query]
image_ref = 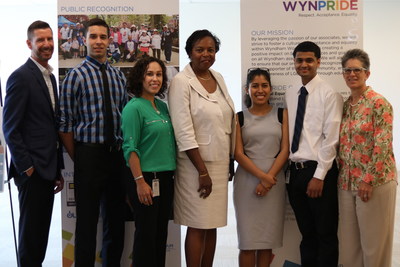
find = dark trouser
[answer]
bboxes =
[164,44,172,61]
[132,171,174,267]
[120,43,126,60]
[63,51,72,60]
[17,172,55,267]
[111,51,121,62]
[74,143,126,267]
[287,160,338,267]
[126,51,136,62]
[152,48,161,60]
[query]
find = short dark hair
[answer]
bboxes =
[27,20,51,40]
[341,48,370,70]
[185,29,221,58]
[293,41,321,59]
[127,57,168,98]
[86,18,110,38]
[244,68,272,108]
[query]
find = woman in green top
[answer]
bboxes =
[121,57,176,267]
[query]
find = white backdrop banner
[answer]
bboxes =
[240,1,363,266]
[241,0,363,107]
[58,0,180,266]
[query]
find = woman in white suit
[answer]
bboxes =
[168,29,235,267]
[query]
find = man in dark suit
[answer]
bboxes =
[2,20,64,267]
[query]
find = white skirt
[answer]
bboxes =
[173,158,229,229]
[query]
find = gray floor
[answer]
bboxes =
[0,180,399,266]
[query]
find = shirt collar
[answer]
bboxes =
[30,57,53,75]
[85,56,109,70]
[348,86,371,103]
[360,86,371,99]
[298,74,322,95]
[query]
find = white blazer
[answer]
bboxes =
[168,64,236,161]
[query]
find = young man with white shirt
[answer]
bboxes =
[60,23,70,44]
[285,41,343,267]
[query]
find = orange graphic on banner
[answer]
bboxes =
[62,243,74,267]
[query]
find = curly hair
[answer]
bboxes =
[127,57,168,98]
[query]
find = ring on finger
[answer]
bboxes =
[201,189,207,193]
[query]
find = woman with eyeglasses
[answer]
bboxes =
[168,29,235,267]
[233,68,289,267]
[338,49,397,267]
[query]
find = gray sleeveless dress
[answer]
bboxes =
[233,107,286,250]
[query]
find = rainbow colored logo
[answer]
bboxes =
[283,0,359,11]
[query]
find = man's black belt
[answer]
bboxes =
[290,160,317,170]
[75,141,121,152]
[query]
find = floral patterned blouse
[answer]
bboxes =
[338,87,397,190]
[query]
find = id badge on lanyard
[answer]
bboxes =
[152,172,160,197]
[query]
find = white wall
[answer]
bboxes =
[179,1,242,109]
[0,1,59,87]
[364,1,400,167]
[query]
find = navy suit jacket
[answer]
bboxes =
[3,58,63,186]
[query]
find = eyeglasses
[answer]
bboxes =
[247,67,270,74]
[342,67,367,75]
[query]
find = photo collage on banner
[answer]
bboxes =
[241,1,363,266]
[57,0,180,266]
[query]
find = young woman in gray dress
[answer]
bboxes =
[233,68,289,267]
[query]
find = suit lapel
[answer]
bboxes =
[184,64,216,102]
[51,73,58,112]
[210,69,235,112]
[184,63,235,111]
[27,59,54,113]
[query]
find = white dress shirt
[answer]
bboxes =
[285,74,343,180]
[31,57,55,110]
[60,26,69,40]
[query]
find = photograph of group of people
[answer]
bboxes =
[58,14,179,68]
[2,11,397,267]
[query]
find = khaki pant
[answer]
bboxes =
[338,181,397,267]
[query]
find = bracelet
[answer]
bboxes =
[134,175,144,181]
[199,172,208,177]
